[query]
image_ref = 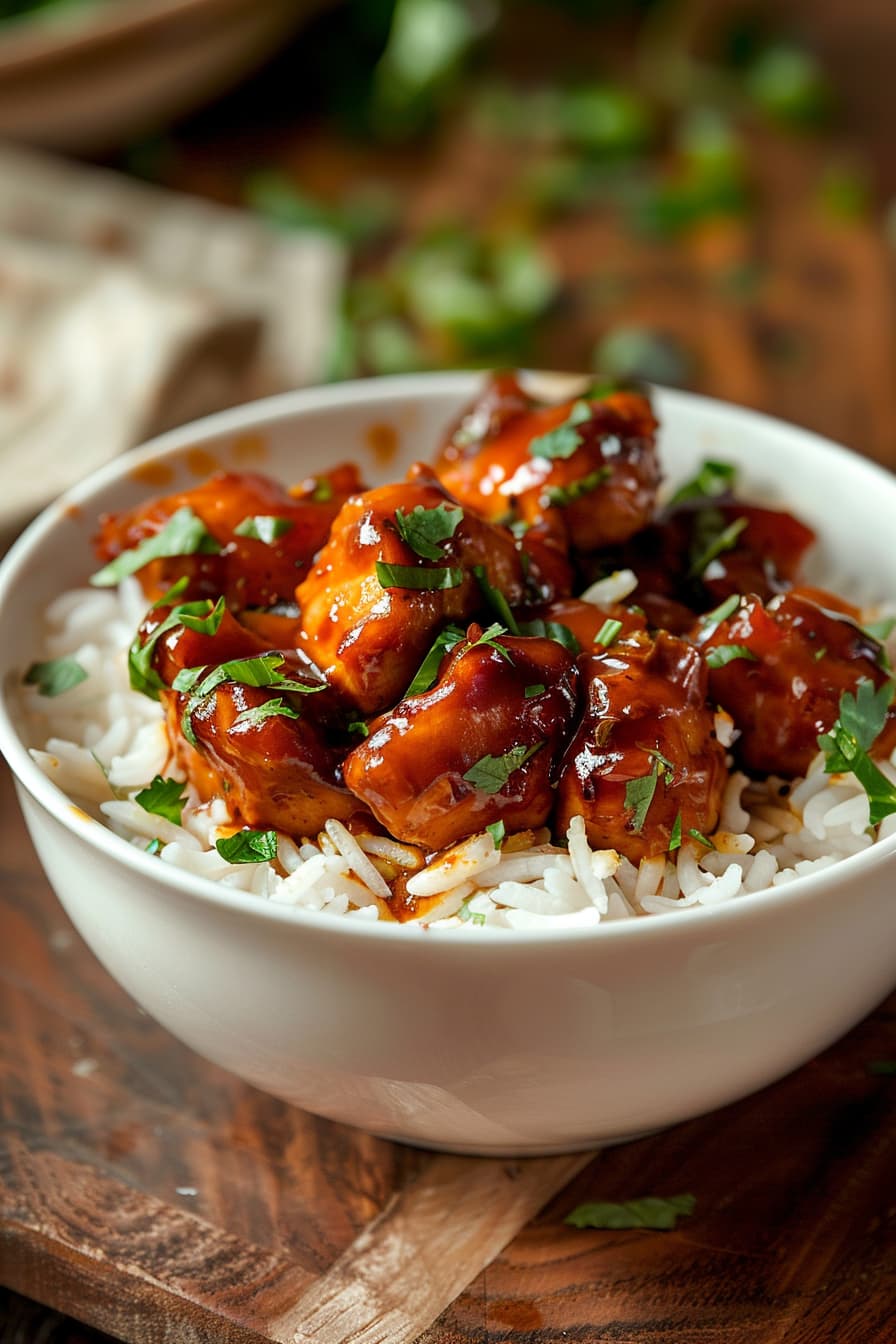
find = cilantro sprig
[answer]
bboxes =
[135,775,188,826]
[394,502,463,560]
[668,459,736,506]
[376,561,464,591]
[688,513,748,578]
[463,742,543,794]
[24,657,87,697]
[817,679,896,826]
[90,507,220,587]
[528,400,593,460]
[234,515,294,543]
[215,829,279,864]
[173,652,324,746]
[128,596,225,700]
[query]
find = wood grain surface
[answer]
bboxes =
[4,0,896,1338]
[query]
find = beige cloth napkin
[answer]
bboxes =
[0,144,345,532]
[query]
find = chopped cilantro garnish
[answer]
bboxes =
[704,643,758,669]
[646,747,675,784]
[215,829,279,864]
[174,652,323,746]
[469,622,514,663]
[594,618,623,649]
[233,698,302,729]
[128,596,226,700]
[473,566,521,635]
[669,812,683,851]
[524,683,546,698]
[394,502,463,561]
[863,617,896,643]
[90,506,220,587]
[347,719,370,737]
[565,1194,696,1230]
[688,828,715,849]
[234,515,294,544]
[624,765,659,832]
[689,514,748,578]
[668,459,736,506]
[817,679,896,825]
[311,478,334,503]
[134,775,187,826]
[486,819,506,849]
[24,657,87,697]
[145,838,163,856]
[516,617,580,654]
[404,625,466,697]
[813,646,827,662]
[376,561,464,591]
[700,593,742,634]
[463,742,543,794]
[152,575,190,608]
[543,467,611,509]
[528,400,592,460]
[458,898,487,926]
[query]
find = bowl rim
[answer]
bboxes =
[2,370,896,950]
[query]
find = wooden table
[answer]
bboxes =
[3,2,896,1338]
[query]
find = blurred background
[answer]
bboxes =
[0,0,895,540]
[0,0,894,1335]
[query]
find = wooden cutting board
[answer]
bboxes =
[1,757,895,1343]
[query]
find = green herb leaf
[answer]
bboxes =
[24,657,87,697]
[516,617,580,654]
[233,698,302,729]
[700,593,742,633]
[469,622,514,663]
[215,829,279,864]
[134,775,188,826]
[90,506,221,587]
[145,838,163,856]
[668,460,736,506]
[152,576,190,608]
[669,812,683,852]
[646,747,675,785]
[404,625,466,697]
[179,595,226,635]
[524,683,546,698]
[594,618,623,649]
[704,643,758,669]
[458,898,487,926]
[863,617,896,643]
[565,1194,696,1231]
[394,502,463,561]
[817,680,896,826]
[234,515,295,544]
[528,400,593,460]
[311,477,334,503]
[625,767,659,832]
[376,561,464,591]
[128,597,228,700]
[486,819,506,849]
[347,719,370,738]
[472,566,520,635]
[463,742,543,795]
[175,652,324,747]
[543,467,611,508]
[689,514,748,578]
[688,828,715,849]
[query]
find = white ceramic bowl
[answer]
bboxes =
[1,374,895,1155]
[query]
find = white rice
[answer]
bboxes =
[20,578,896,930]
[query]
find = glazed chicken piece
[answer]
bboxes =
[555,632,727,863]
[342,626,578,850]
[694,589,896,778]
[296,476,527,716]
[590,499,816,633]
[93,464,363,608]
[434,372,660,551]
[135,601,364,834]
